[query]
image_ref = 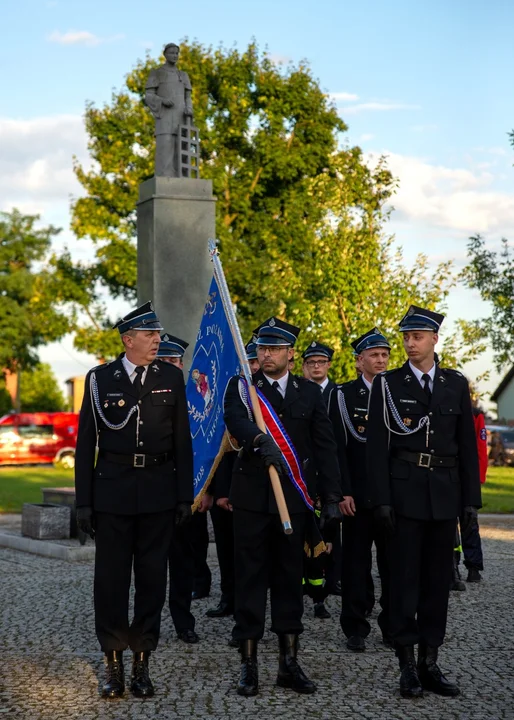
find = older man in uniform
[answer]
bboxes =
[75,303,193,699]
[223,318,343,697]
[367,306,481,698]
[329,328,392,652]
[302,340,342,610]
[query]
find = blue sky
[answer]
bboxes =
[1,0,514,401]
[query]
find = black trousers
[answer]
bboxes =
[210,503,234,603]
[168,521,195,633]
[190,510,211,595]
[340,509,390,639]
[325,523,342,592]
[232,509,307,641]
[388,516,455,647]
[94,510,174,652]
[460,514,484,570]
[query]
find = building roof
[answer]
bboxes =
[491,365,514,402]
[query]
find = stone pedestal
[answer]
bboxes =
[22,503,71,540]
[137,177,216,374]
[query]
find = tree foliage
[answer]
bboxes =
[462,234,514,372]
[0,209,71,371]
[68,40,459,379]
[19,363,67,412]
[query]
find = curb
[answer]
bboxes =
[0,531,95,562]
[0,532,218,562]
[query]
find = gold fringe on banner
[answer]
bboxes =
[191,430,232,512]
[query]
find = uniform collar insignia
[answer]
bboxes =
[257,379,263,387]
[293,379,299,389]
[152,364,159,371]
[404,373,412,383]
[114,369,122,379]
[439,375,446,382]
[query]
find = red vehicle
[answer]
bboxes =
[0,412,78,468]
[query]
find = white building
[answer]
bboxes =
[491,367,514,423]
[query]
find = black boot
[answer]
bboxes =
[237,640,258,696]
[451,556,466,591]
[101,650,125,698]
[418,645,460,697]
[313,602,331,619]
[276,634,316,694]
[466,567,482,583]
[397,646,423,698]
[130,651,154,698]
[206,597,234,618]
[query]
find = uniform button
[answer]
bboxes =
[139,441,143,447]
[430,468,434,472]
[429,412,433,417]
[430,430,434,435]
[430,449,435,454]
[139,420,143,425]
[138,400,142,405]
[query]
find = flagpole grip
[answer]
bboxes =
[248,384,293,535]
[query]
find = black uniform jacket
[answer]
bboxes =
[75,354,194,515]
[223,370,343,514]
[366,361,482,521]
[322,379,337,412]
[329,376,372,508]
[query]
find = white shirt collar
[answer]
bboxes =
[263,371,289,398]
[122,354,148,383]
[408,360,435,386]
[319,377,330,391]
[361,375,373,391]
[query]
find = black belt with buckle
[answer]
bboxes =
[393,450,458,469]
[99,449,171,468]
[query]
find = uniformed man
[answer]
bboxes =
[367,306,482,698]
[157,333,208,644]
[75,303,194,699]
[302,341,337,409]
[329,328,392,652]
[207,340,258,623]
[302,340,342,611]
[223,318,343,697]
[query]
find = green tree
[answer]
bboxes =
[19,363,67,412]
[66,40,462,377]
[0,209,72,371]
[462,234,514,372]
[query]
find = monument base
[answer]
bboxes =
[137,177,216,373]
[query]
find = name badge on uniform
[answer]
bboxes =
[399,399,417,404]
[151,389,172,393]
[106,393,123,397]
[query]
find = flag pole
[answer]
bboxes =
[208,239,293,535]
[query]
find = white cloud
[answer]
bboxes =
[380,151,514,234]
[329,92,359,102]
[342,102,421,115]
[47,30,123,46]
[359,133,375,142]
[0,114,89,214]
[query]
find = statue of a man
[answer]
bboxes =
[145,43,193,177]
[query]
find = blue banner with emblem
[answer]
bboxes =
[186,276,240,508]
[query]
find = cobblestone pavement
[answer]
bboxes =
[1,521,513,720]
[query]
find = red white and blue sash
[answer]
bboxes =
[240,378,314,511]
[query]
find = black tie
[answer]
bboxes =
[134,366,145,396]
[272,380,283,402]
[422,373,432,403]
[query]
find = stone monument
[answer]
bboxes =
[138,42,215,372]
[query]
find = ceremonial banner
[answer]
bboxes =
[186,276,240,508]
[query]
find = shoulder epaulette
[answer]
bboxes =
[441,367,465,379]
[336,380,354,390]
[91,360,115,373]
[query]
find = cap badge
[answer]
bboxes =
[311,341,316,347]
[407,307,415,316]
[163,334,170,342]
[269,318,276,327]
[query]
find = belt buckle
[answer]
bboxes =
[418,453,431,468]
[134,454,145,468]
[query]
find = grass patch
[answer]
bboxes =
[0,466,74,513]
[0,464,513,514]
[480,466,514,513]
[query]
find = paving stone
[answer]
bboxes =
[0,520,513,719]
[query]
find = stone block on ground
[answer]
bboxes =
[21,503,71,540]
